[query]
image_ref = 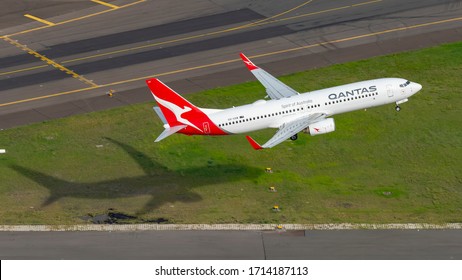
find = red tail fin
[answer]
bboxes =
[146,79,202,129]
[146,78,226,136]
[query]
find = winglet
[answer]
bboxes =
[240,53,259,71]
[246,135,263,150]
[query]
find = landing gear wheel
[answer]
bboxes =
[290,134,298,141]
[395,105,401,112]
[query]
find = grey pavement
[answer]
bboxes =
[1,230,461,260]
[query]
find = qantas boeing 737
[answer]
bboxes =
[146,53,422,150]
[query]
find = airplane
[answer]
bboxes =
[146,53,422,150]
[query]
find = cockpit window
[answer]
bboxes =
[400,80,411,87]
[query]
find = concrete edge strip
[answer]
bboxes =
[1,223,462,231]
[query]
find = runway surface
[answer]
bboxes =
[1,0,462,260]
[1,229,461,259]
[1,0,462,128]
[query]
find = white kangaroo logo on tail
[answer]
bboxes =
[154,95,203,132]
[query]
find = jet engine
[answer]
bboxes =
[303,118,335,136]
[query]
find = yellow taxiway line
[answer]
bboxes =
[0,65,50,76]
[24,14,55,26]
[264,0,382,26]
[2,36,99,88]
[257,16,462,59]
[91,0,119,9]
[1,15,461,108]
[6,0,145,37]
[0,86,99,107]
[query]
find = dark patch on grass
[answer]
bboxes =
[81,209,169,224]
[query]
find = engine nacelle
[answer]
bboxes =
[303,118,336,136]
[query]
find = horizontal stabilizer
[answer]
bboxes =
[153,106,167,124]
[155,125,187,142]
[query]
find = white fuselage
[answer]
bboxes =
[207,78,421,134]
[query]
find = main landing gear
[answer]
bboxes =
[290,134,298,141]
[395,105,401,112]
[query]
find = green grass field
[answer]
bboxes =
[1,42,461,225]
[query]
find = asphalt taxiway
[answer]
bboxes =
[1,0,462,128]
[1,230,461,259]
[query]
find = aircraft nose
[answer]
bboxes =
[414,82,422,92]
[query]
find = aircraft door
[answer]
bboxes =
[386,84,394,97]
[203,122,210,134]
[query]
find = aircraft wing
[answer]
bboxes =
[240,53,299,100]
[246,113,325,150]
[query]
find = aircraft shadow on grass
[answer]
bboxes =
[10,138,262,215]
